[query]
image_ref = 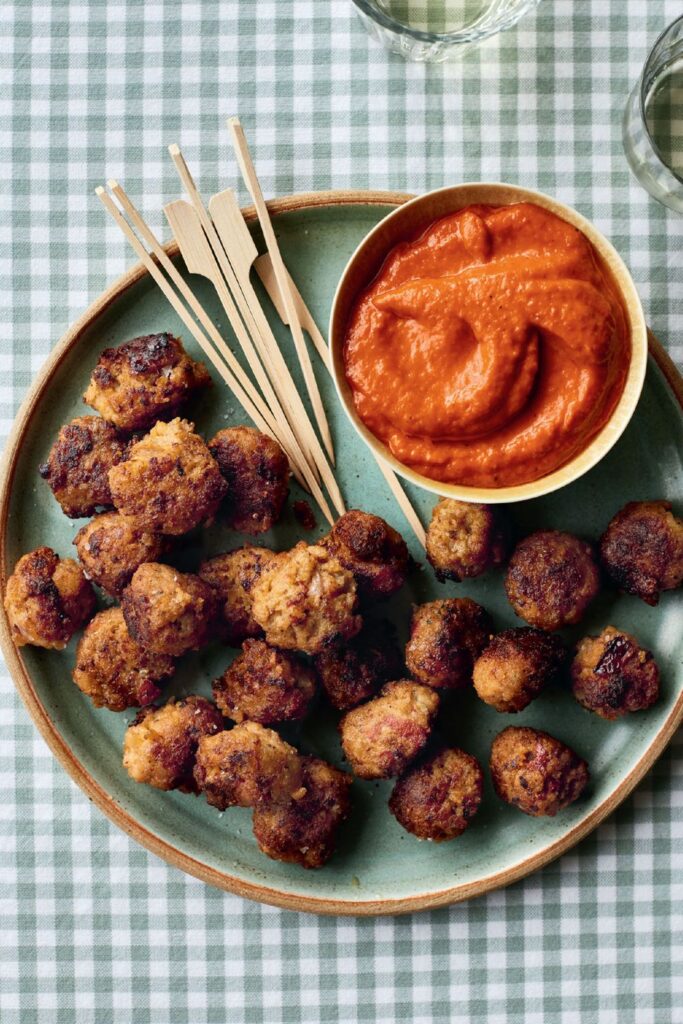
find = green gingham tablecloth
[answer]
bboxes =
[2,2,682,1021]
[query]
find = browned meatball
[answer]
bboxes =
[505,531,600,631]
[123,696,223,791]
[600,500,683,606]
[314,619,404,711]
[472,627,566,713]
[251,542,362,655]
[323,510,409,599]
[212,639,316,725]
[426,499,508,582]
[405,598,492,690]
[74,511,167,597]
[208,426,289,534]
[571,626,660,720]
[339,680,439,780]
[389,748,483,841]
[121,563,219,657]
[490,726,589,817]
[193,722,303,810]
[252,756,352,868]
[84,332,211,432]
[108,418,227,536]
[38,416,131,518]
[4,547,96,650]
[73,607,174,711]
[198,547,278,646]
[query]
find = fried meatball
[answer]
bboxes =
[405,598,492,690]
[600,500,683,606]
[4,547,96,650]
[323,510,409,599]
[123,696,223,792]
[212,639,317,725]
[73,607,174,711]
[121,563,219,657]
[314,619,404,711]
[38,416,131,519]
[252,756,352,868]
[198,547,278,646]
[193,722,303,810]
[389,748,483,841]
[490,726,589,817]
[339,680,439,780]
[208,426,290,534]
[251,542,362,655]
[108,418,227,536]
[505,531,600,631]
[426,499,508,582]
[74,511,167,597]
[472,627,566,713]
[571,625,660,720]
[84,332,211,432]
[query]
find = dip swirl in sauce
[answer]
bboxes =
[343,203,630,487]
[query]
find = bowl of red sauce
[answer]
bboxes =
[329,184,648,502]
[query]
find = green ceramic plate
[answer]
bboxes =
[1,191,682,916]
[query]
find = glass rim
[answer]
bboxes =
[349,0,541,45]
[639,12,683,167]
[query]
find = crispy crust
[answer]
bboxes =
[314,619,404,711]
[4,547,96,650]
[74,511,167,597]
[208,426,290,535]
[571,625,660,719]
[426,499,508,582]
[472,627,566,713]
[121,562,219,657]
[600,500,683,606]
[405,598,492,690]
[490,726,589,817]
[389,748,483,841]
[83,333,211,431]
[505,530,600,631]
[212,639,317,725]
[323,510,409,599]
[38,416,132,518]
[198,547,278,647]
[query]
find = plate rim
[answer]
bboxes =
[1,188,682,917]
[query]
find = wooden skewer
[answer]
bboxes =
[254,254,427,549]
[227,116,336,466]
[96,184,336,526]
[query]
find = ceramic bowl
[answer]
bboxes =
[329,183,648,504]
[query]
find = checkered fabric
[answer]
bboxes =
[1,1,682,1021]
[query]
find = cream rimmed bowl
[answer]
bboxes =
[329,183,648,504]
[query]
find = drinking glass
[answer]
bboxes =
[623,15,683,212]
[351,0,542,63]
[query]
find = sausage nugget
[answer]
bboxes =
[472,627,566,713]
[600,500,683,606]
[121,563,219,657]
[108,418,227,535]
[571,625,660,719]
[405,598,492,690]
[38,416,131,518]
[323,510,409,599]
[505,530,600,631]
[83,332,211,432]
[212,639,317,724]
[252,756,352,868]
[73,607,174,711]
[251,542,362,655]
[198,547,278,646]
[313,619,404,711]
[490,726,589,817]
[426,499,508,582]
[4,547,96,649]
[193,721,303,810]
[389,748,483,841]
[208,426,289,534]
[123,696,223,792]
[339,680,439,780]
[74,511,167,597]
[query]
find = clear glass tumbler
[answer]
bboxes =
[623,15,683,213]
[351,0,541,63]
